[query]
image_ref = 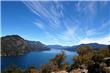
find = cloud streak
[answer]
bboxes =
[78,35,110,45]
[34,20,45,30]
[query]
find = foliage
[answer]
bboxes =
[40,51,68,73]
[77,45,93,55]
[74,45,110,65]
[73,45,95,64]
[2,64,24,73]
[74,53,94,65]
[98,48,110,58]
[50,51,67,69]
[40,62,58,73]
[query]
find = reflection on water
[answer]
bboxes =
[43,49,77,55]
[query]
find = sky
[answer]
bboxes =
[1,1,110,46]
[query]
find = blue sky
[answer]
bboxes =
[1,1,110,46]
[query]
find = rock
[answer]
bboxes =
[52,70,68,73]
[30,69,39,73]
[70,69,81,73]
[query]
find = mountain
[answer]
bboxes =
[48,43,108,51]
[84,43,107,49]
[27,41,50,51]
[1,35,29,56]
[1,35,50,56]
[48,45,77,51]
[47,45,67,50]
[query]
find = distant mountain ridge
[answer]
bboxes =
[47,45,68,50]
[48,43,108,51]
[1,35,50,56]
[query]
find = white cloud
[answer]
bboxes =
[78,35,110,45]
[64,25,76,38]
[85,20,110,37]
[101,20,110,30]
[86,29,96,36]
[99,1,108,7]
[34,21,45,30]
[75,2,96,16]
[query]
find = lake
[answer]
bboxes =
[1,49,77,70]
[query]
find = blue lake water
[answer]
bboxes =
[1,49,77,70]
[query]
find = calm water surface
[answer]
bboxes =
[1,49,77,70]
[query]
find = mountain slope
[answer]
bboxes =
[1,35,50,56]
[27,41,50,51]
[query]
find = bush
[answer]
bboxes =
[73,45,95,65]
[2,64,24,73]
[40,51,68,73]
[77,45,93,55]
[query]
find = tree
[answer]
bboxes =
[73,45,94,64]
[77,45,93,56]
[40,62,58,73]
[98,48,110,59]
[73,53,94,65]
[108,45,110,53]
[40,51,68,73]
